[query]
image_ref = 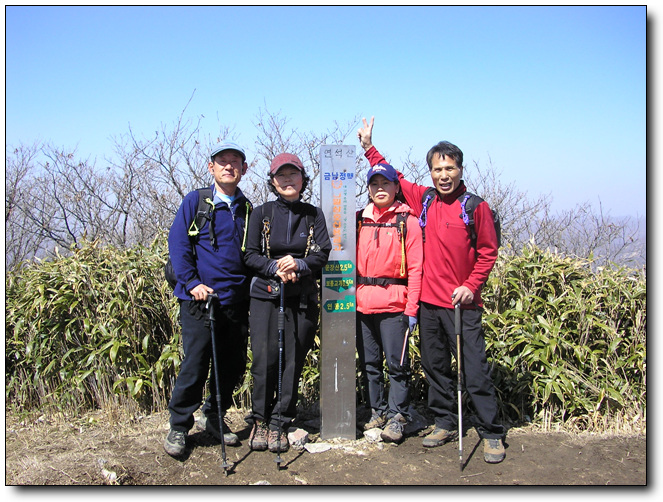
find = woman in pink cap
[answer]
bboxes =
[243,153,331,454]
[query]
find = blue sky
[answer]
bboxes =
[5,5,647,218]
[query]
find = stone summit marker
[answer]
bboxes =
[319,145,356,440]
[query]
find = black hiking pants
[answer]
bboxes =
[168,299,249,432]
[357,311,411,421]
[419,301,505,440]
[248,296,318,432]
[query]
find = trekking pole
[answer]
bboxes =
[454,298,464,472]
[275,280,285,470]
[399,328,410,367]
[206,292,232,476]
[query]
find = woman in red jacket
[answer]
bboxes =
[356,162,423,444]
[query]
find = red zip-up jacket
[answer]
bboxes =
[356,201,423,317]
[365,146,498,309]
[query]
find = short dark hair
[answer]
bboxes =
[426,141,463,170]
[267,168,311,197]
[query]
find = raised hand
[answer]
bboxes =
[357,116,374,151]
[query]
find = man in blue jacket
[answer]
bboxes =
[164,141,253,457]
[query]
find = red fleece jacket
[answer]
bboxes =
[365,146,498,309]
[356,201,423,317]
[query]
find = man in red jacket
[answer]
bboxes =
[357,117,506,464]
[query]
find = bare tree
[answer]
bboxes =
[248,106,302,206]
[463,157,554,255]
[462,156,645,268]
[108,92,238,246]
[248,107,361,207]
[4,100,644,272]
[6,143,45,268]
[5,143,121,267]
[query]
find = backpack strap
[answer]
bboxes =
[185,188,215,255]
[303,204,318,256]
[418,187,437,243]
[459,192,476,242]
[239,199,253,252]
[459,192,481,248]
[261,201,317,259]
[261,201,274,258]
[187,188,214,237]
[397,212,407,276]
[357,209,409,282]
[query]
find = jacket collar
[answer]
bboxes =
[276,195,303,208]
[211,185,248,206]
[362,200,415,221]
[440,181,467,204]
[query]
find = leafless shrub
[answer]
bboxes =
[463,157,645,269]
[4,102,644,272]
[6,142,44,268]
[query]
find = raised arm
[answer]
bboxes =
[358,116,427,212]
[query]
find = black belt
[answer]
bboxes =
[356,276,407,286]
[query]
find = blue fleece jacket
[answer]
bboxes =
[168,186,252,305]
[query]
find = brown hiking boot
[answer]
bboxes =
[422,427,458,448]
[483,438,506,463]
[268,429,289,453]
[380,413,407,444]
[248,420,269,451]
[364,412,387,431]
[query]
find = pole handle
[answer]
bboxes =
[454,302,461,335]
[206,292,219,321]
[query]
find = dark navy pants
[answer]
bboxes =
[357,311,411,421]
[168,299,249,432]
[419,302,504,439]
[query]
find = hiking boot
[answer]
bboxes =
[249,420,269,451]
[422,427,458,448]
[380,413,407,444]
[268,429,290,453]
[201,413,239,446]
[163,429,187,457]
[364,412,387,431]
[483,438,506,463]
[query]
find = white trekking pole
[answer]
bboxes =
[399,328,410,367]
[454,299,463,472]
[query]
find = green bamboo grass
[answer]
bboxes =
[5,239,646,432]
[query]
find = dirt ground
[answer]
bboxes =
[5,402,646,487]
